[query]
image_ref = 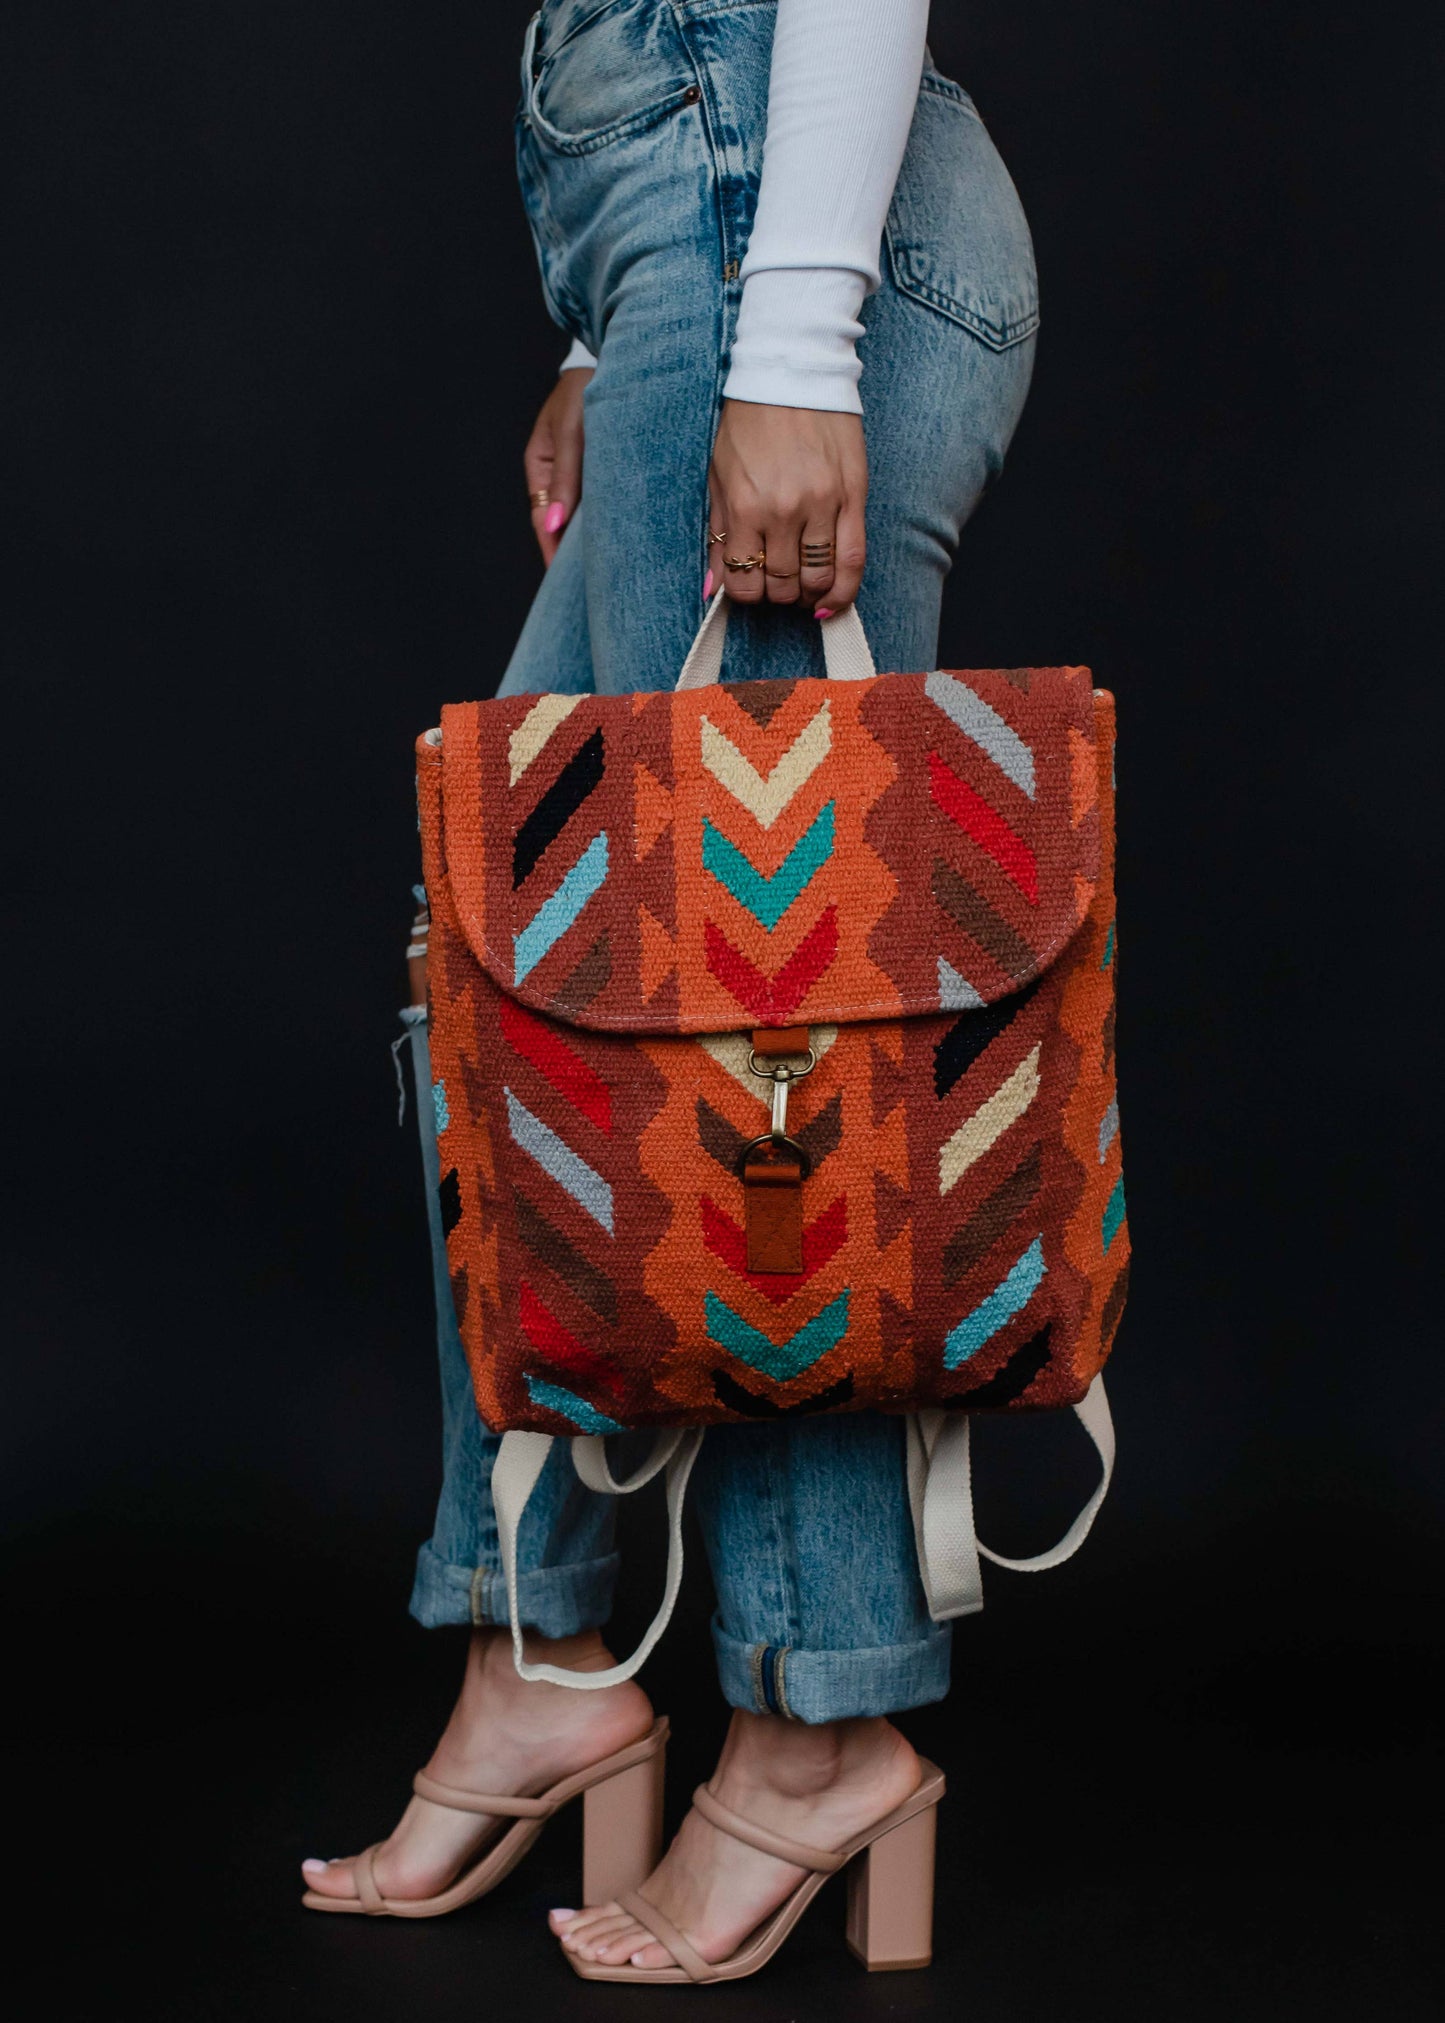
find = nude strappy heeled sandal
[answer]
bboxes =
[302,1717,668,1920]
[562,1757,945,1983]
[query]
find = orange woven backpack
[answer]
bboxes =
[416,598,1127,1683]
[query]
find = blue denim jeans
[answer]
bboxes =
[410,0,1037,1723]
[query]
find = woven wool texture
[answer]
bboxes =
[416,665,1128,1435]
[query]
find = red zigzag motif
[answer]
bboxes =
[701,1194,848,1304]
[499,996,612,1132]
[519,1283,615,1390]
[929,750,1038,904]
[704,907,839,1023]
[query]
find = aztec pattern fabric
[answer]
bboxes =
[416,664,1128,1435]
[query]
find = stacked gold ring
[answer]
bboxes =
[801,540,835,567]
[529,489,552,509]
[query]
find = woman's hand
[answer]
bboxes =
[524,365,593,566]
[707,400,868,613]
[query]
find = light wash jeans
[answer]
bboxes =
[409,0,1038,1723]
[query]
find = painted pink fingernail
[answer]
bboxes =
[815,606,836,621]
[544,502,567,535]
[703,568,715,599]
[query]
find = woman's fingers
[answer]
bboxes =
[761,510,803,605]
[720,512,769,605]
[525,367,591,566]
[797,506,837,608]
[523,413,558,563]
[828,489,867,612]
[704,472,727,600]
[545,390,585,552]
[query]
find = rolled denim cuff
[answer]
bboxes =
[710,1614,953,1724]
[408,1540,620,1636]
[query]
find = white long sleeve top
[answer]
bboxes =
[559,0,929,414]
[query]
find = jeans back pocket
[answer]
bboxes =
[886,74,1039,351]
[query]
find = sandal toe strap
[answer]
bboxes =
[617,1889,713,1983]
[412,1770,551,1817]
[690,1783,845,1872]
[355,1845,388,1914]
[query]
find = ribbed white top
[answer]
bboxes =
[559,0,929,414]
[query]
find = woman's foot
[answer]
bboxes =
[550,1709,920,1969]
[301,1627,652,1903]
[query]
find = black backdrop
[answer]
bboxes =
[5,4,1441,2018]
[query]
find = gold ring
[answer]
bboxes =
[765,566,799,578]
[529,489,551,509]
[801,541,834,565]
[724,551,766,573]
[708,529,728,546]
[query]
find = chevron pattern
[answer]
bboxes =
[418,662,1126,1435]
[940,1046,1042,1194]
[703,801,834,930]
[705,1288,852,1382]
[513,833,609,984]
[699,703,831,828]
[505,1088,613,1234]
[705,909,839,1024]
[508,693,584,786]
[701,1193,848,1303]
[945,1238,1047,1368]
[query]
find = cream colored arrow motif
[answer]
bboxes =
[700,702,832,829]
[509,693,584,787]
[939,1045,1042,1194]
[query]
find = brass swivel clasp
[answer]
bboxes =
[736,1043,817,1177]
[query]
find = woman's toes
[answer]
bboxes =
[565,1911,636,1959]
[570,1917,632,1957]
[301,1856,357,1900]
[547,1908,577,1934]
[593,1922,650,1964]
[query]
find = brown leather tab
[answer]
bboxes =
[751,1026,809,1058]
[743,1143,804,1273]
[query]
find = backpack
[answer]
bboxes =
[415,596,1128,1685]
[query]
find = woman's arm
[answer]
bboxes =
[726,0,928,416]
[711,0,927,612]
[710,0,928,615]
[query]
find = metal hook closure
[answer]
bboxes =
[735,1131,813,1182]
[739,1047,816,1178]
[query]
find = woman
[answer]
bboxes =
[303,0,1037,1982]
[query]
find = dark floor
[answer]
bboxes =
[12,1510,1442,2023]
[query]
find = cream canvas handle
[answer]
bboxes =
[905,1375,1117,1620]
[675,587,876,690]
[491,1427,704,1688]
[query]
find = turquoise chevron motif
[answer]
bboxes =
[514,831,609,984]
[702,801,835,931]
[431,1079,450,1135]
[944,1237,1046,1368]
[524,1374,622,1433]
[1101,921,1115,968]
[706,1287,851,1382]
[1102,1176,1127,1250]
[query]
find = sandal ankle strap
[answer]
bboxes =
[690,1783,847,1872]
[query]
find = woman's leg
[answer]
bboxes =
[552,40,1037,1962]
[303,541,647,1906]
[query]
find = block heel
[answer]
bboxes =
[582,1735,667,1905]
[562,1759,945,1985]
[844,1798,937,1971]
